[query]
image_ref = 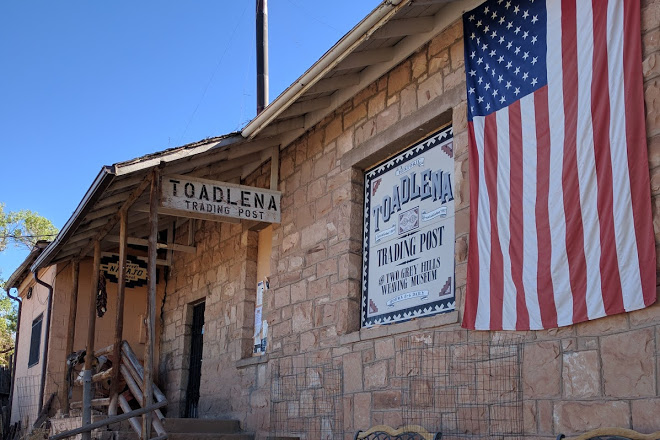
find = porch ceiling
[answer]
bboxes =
[32,133,282,270]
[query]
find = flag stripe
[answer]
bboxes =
[560,0,590,324]
[575,0,606,320]
[464,121,481,330]
[474,117,493,330]
[497,107,517,330]
[589,0,625,316]
[507,101,530,330]
[532,87,558,329]
[573,0,607,320]
[606,0,641,312]
[547,0,574,328]
[520,94,542,329]
[621,0,656,308]
[484,113,504,330]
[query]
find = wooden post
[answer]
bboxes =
[109,210,128,416]
[142,167,159,440]
[82,242,101,440]
[62,260,79,416]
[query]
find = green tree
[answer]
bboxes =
[0,204,58,365]
[0,203,58,251]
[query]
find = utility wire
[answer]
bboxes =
[178,3,250,144]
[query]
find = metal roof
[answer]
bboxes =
[31,0,478,272]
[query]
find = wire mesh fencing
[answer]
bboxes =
[14,375,40,433]
[397,331,525,440]
[270,356,344,440]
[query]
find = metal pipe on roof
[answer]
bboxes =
[256,0,269,114]
[241,0,408,139]
[32,269,54,416]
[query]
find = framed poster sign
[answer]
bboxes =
[362,126,455,327]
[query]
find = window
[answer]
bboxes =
[28,314,43,368]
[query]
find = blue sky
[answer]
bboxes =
[0,0,381,280]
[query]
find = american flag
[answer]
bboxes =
[462,0,656,330]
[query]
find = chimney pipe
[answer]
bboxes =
[256,0,269,114]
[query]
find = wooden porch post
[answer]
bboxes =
[142,167,159,439]
[109,210,129,416]
[82,241,101,440]
[62,260,80,416]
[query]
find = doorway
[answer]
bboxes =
[184,301,205,418]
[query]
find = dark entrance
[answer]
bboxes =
[184,301,205,418]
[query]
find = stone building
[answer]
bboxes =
[6,0,660,438]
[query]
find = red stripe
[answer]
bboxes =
[463,121,480,330]
[561,0,589,324]
[507,101,529,330]
[590,0,624,315]
[623,0,657,306]
[484,113,504,329]
[534,87,558,329]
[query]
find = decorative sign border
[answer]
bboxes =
[362,126,455,328]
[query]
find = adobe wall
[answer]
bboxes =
[10,265,55,425]
[159,0,660,438]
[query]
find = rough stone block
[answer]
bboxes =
[372,390,401,410]
[343,352,364,392]
[417,71,443,108]
[644,53,660,80]
[344,103,367,128]
[522,341,561,398]
[554,401,630,434]
[388,61,412,97]
[292,301,314,333]
[632,398,660,432]
[601,327,655,397]
[364,360,388,389]
[646,79,660,136]
[353,392,371,429]
[562,350,600,398]
[411,49,427,79]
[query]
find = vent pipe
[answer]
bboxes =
[256,0,269,114]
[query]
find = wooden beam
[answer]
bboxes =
[109,210,128,416]
[143,167,159,440]
[307,74,360,94]
[105,235,197,254]
[62,260,79,416]
[278,96,332,119]
[258,116,305,138]
[77,174,153,259]
[371,16,435,39]
[82,241,101,440]
[335,47,394,70]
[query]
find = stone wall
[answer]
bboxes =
[158,1,660,438]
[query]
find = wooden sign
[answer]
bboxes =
[100,253,149,288]
[362,126,455,327]
[160,174,281,223]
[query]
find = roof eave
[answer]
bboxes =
[241,0,410,140]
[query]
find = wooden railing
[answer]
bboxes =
[61,341,167,439]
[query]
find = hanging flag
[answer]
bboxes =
[462,0,656,330]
